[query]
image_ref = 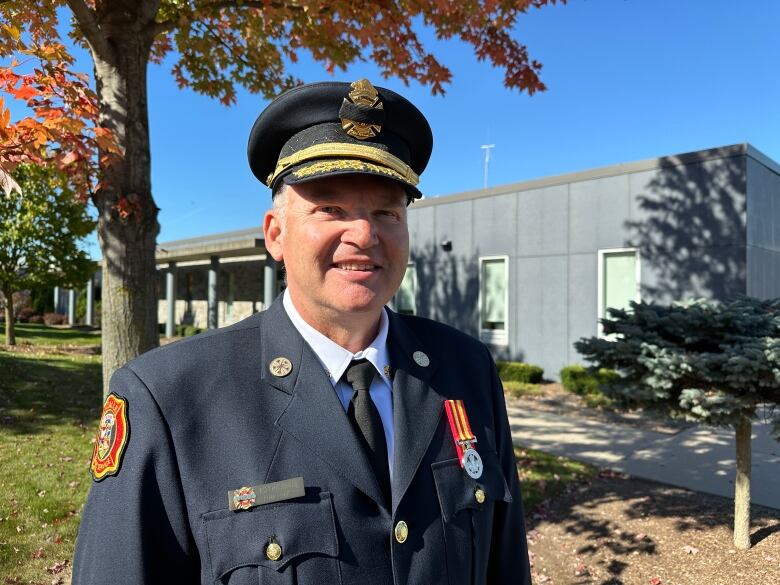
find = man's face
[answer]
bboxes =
[264,174,409,327]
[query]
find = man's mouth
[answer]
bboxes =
[335,263,378,271]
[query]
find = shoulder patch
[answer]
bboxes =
[90,393,130,481]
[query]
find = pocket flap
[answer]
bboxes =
[203,491,338,580]
[431,451,512,523]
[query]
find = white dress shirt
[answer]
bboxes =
[282,290,394,478]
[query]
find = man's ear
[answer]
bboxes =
[263,209,284,262]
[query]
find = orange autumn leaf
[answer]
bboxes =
[11,84,40,101]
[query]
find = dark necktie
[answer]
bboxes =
[343,359,391,506]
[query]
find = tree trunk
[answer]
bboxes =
[733,416,752,550]
[88,5,161,394]
[2,286,15,345]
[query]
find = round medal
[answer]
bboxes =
[462,447,483,479]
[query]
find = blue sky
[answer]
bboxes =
[10,1,780,257]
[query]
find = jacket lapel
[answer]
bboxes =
[387,311,445,512]
[260,298,386,507]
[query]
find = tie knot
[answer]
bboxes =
[343,359,375,392]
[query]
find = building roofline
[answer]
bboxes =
[156,226,265,264]
[412,143,771,209]
[158,226,263,249]
[746,143,780,176]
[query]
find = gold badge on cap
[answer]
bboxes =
[341,79,383,140]
[269,357,293,377]
[412,351,430,368]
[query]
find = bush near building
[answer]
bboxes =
[496,361,544,383]
[560,365,617,396]
[559,365,617,408]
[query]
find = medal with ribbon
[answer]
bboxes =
[444,399,483,479]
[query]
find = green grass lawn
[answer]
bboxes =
[0,344,595,581]
[515,445,597,513]
[0,323,101,347]
[0,350,102,582]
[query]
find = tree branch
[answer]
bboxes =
[153,0,304,36]
[65,0,112,58]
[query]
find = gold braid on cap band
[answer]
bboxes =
[267,143,419,187]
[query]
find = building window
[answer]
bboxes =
[598,248,640,335]
[395,263,416,315]
[479,256,508,345]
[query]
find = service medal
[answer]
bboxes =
[462,447,484,480]
[443,399,483,480]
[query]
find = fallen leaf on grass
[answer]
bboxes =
[46,560,69,574]
[31,547,45,559]
[682,545,699,554]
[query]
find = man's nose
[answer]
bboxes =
[343,216,378,248]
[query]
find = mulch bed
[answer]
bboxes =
[520,383,780,585]
[527,471,780,585]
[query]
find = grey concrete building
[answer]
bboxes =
[151,143,780,379]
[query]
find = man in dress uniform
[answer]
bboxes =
[73,79,532,585]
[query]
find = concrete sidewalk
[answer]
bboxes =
[506,403,780,510]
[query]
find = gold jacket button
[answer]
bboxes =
[474,487,486,504]
[265,541,283,561]
[394,520,409,544]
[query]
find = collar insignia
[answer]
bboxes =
[269,357,293,377]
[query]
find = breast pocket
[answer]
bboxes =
[431,451,512,585]
[202,491,341,585]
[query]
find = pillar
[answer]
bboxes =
[67,289,76,325]
[263,256,277,310]
[53,286,61,314]
[166,262,176,338]
[208,256,219,330]
[85,274,95,327]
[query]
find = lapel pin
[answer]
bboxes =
[269,357,293,377]
[232,486,257,510]
[412,351,430,368]
[383,364,392,379]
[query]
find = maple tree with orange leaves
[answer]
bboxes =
[1,0,564,389]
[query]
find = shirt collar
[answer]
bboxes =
[282,289,392,389]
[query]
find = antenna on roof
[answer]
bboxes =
[480,144,495,189]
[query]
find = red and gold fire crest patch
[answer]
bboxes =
[90,393,129,481]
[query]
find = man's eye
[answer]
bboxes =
[318,206,341,215]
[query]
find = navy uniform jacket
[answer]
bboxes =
[73,298,531,585]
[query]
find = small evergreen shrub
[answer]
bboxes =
[496,361,544,384]
[182,325,202,337]
[560,365,617,396]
